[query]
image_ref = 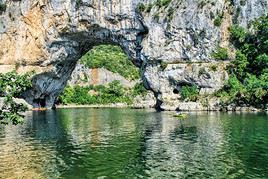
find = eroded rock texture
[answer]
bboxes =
[0,0,146,107]
[0,0,267,109]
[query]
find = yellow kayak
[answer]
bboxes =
[173,113,189,119]
[32,108,47,111]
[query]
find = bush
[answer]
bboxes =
[155,0,172,8]
[229,50,248,79]
[137,3,146,12]
[198,67,208,77]
[146,3,153,13]
[0,71,32,97]
[160,61,168,70]
[58,81,132,105]
[0,3,7,12]
[58,80,150,105]
[214,15,223,26]
[209,65,218,72]
[218,15,268,107]
[211,47,229,61]
[0,71,32,125]
[132,82,148,97]
[180,85,199,102]
[229,25,247,46]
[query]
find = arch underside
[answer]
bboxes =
[23,25,147,108]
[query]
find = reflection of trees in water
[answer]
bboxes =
[50,108,157,178]
[141,112,246,178]
[0,110,65,179]
[1,110,267,178]
[219,113,268,177]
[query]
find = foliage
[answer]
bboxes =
[58,80,149,105]
[0,3,6,12]
[214,14,223,27]
[209,65,218,72]
[229,25,247,46]
[198,67,208,77]
[219,15,268,107]
[0,96,28,125]
[155,0,172,8]
[160,61,168,70]
[0,71,32,97]
[81,45,140,80]
[132,83,148,97]
[211,46,229,61]
[137,2,154,13]
[0,71,32,125]
[229,50,248,79]
[137,3,146,12]
[180,85,199,102]
[146,3,153,13]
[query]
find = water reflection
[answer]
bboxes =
[0,109,267,178]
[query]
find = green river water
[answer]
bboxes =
[0,108,267,178]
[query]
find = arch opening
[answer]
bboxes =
[23,25,148,108]
[55,44,147,106]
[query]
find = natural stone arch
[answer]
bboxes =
[0,0,147,108]
[2,0,267,110]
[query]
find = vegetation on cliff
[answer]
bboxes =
[0,3,7,12]
[180,85,199,102]
[217,15,268,108]
[0,71,32,125]
[58,44,147,106]
[81,45,140,80]
[58,81,147,105]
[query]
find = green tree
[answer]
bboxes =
[0,71,32,125]
[220,15,268,107]
[230,50,249,79]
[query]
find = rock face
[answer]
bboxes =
[69,63,138,88]
[0,0,146,107]
[0,0,267,109]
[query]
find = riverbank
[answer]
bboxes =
[1,97,266,112]
[56,103,267,112]
[56,103,155,109]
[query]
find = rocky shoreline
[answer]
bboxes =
[1,99,266,113]
[56,103,267,112]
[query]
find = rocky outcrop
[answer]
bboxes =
[139,0,268,110]
[0,0,146,108]
[68,62,155,108]
[69,63,138,88]
[0,0,267,110]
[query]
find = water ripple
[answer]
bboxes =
[0,109,267,178]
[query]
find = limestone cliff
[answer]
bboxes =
[0,0,267,110]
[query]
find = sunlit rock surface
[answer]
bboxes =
[0,0,267,109]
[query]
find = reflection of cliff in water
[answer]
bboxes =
[0,110,268,178]
[142,112,244,178]
[0,110,64,178]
